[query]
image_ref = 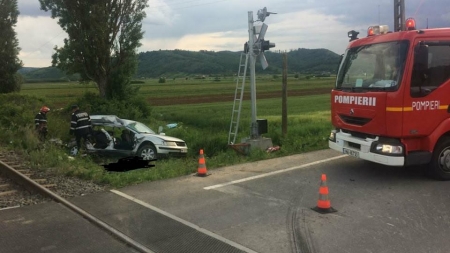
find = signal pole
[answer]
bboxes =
[394,0,405,31]
[241,8,275,151]
[248,11,258,139]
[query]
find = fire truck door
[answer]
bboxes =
[403,40,450,137]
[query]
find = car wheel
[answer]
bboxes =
[137,144,157,160]
[69,145,78,156]
[430,136,450,180]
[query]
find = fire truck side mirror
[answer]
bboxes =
[414,43,429,70]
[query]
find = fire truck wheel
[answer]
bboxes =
[430,137,450,181]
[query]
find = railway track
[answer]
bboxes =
[0,150,53,209]
[0,148,107,210]
[0,148,154,253]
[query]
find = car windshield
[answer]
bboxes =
[126,121,155,134]
[336,40,409,91]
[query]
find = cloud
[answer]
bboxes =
[16,15,65,67]
[442,12,450,22]
[14,0,450,67]
[144,0,179,26]
[141,9,352,55]
[18,0,47,17]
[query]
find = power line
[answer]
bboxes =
[146,0,230,13]
[414,0,426,16]
[21,30,65,58]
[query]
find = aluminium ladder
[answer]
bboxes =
[228,52,249,144]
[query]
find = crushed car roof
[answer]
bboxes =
[90,115,127,127]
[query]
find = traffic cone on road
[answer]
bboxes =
[196,149,209,177]
[312,174,337,214]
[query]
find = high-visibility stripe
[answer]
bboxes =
[386,107,412,111]
[76,125,91,129]
[77,118,89,122]
[386,105,448,112]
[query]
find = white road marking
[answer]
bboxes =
[111,189,258,253]
[204,155,347,190]
[0,205,20,211]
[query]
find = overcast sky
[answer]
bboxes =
[15,0,450,67]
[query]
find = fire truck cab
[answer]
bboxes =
[329,20,450,180]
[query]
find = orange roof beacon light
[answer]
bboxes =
[367,26,375,36]
[367,25,389,36]
[405,18,416,30]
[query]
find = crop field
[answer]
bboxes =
[12,75,335,187]
[21,75,334,106]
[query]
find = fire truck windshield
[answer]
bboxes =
[336,40,409,91]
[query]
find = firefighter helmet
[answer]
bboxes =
[40,106,50,113]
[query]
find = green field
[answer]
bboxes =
[6,76,335,187]
[20,75,334,106]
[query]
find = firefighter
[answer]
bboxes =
[69,105,93,153]
[35,106,50,141]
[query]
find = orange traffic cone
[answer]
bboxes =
[196,149,209,177]
[312,174,337,214]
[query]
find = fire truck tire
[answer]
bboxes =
[430,136,450,181]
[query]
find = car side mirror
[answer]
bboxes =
[158,126,165,136]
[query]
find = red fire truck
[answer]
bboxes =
[328,19,450,180]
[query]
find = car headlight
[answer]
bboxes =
[375,144,403,154]
[163,141,177,146]
[329,130,336,142]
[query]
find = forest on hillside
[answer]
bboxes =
[20,48,341,81]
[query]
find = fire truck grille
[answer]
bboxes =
[342,129,376,139]
[339,114,371,126]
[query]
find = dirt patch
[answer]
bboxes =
[148,87,331,106]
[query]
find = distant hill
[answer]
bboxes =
[18,67,40,74]
[20,48,341,81]
[19,66,80,82]
[136,48,341,78]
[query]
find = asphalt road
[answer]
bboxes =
[2,149,449,253]
[114,149,450,253]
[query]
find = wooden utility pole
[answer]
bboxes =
[282,53,288,137]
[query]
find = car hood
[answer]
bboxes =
[140,133,185,143]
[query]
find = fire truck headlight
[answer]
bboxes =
[375,144,403,154]
[329,130,336,142]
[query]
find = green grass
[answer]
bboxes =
[5,77,334,188]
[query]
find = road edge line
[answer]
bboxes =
[111,189,258,253]
[204,155,347,190]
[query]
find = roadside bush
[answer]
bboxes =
[70,92,151,122]
[0,94,44,127]
[0,94,48,149]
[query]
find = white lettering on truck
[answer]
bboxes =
[334,95,376,106]
[412,100,440,110]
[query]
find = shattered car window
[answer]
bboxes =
[127,122,155,134]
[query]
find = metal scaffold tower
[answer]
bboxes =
[228,52,249,144]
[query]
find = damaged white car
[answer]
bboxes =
[68,115,188,160]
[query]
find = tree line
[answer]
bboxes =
[135,48,340,78]
[21,48,341,80]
